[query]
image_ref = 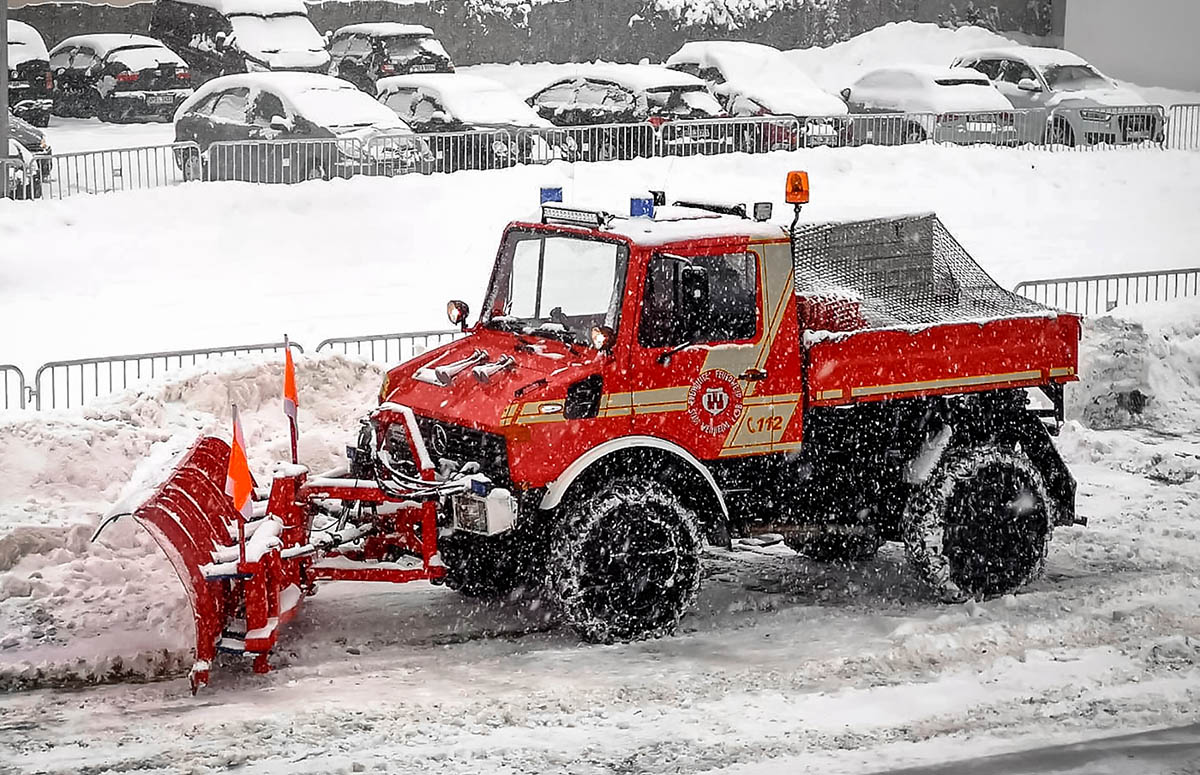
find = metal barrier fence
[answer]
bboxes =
[1,365,28,410]
[1015,267,1200,315]
[316,329,462,364]
[369,129,511,174]
[34,142,201,199]
[2,156,41,201]
[32,340,303,411]
[1168,105,1200,151]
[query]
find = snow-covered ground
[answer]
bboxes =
[0,296,1197,773]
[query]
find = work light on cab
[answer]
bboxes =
[447,300,470,329]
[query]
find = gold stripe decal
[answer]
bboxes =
[850,370,1044,398]
[818,389,843,401]
[1049,367,1076,378]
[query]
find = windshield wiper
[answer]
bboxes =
[657,339,701,365]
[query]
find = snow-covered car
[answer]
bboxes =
[6,20,53,127]
[840,65,1020,146]
[174,72,433,182]
[377,72,573,171]
[6,110,53,177]
[527,65,731,160]
[329,23,455,93]
[951,47,1164,147]
[149,0,331,84]
[47,34,194,123]
[3,138,43,200]
[665,40,848,148]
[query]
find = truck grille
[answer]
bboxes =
[414,416,511,487]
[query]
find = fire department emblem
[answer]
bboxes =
[687,369,744,435]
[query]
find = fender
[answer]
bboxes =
[539,435,729,520]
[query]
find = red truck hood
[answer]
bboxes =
[381,328,598,432]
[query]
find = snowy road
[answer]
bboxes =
[1,430,1198,773]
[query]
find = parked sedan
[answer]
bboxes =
[840,65,1020,146]
[527,65,731,159]
[174,72,433,182]
[952,47,1163,147]
[6,111,53,177]
[6,20,54,127]
[377,72,571,170]
[665,40,848,148]
[329,23,455,92]
[48,34,193,122]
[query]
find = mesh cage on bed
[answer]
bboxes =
[791,213,1048,331]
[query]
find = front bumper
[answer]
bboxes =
[1070,108,1164,145]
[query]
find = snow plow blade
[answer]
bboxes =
[120,406,454,692]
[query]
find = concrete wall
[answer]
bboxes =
[1065,0,1200,91]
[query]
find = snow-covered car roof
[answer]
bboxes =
[51,34,170,57]
[377,73,552,128]
[7,20,50,65]
[171,0,308,15]
[848,65,1012,113]
[178,72,409,131]
[551,64,710,94]
[334,22,436,38]
[956,46,1092,70]
[666,40,847,116]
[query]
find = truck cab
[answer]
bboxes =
[373,179,1081,640]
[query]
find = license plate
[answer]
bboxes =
[409,63,436,73]
[147,94,174,105]
[965,122,997,132]
[807,134,837,146]
[1128,130,1151,140]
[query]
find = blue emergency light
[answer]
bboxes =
[540,187,563,204]
[630,196,655,219]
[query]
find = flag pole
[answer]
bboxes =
[283,335,299,465]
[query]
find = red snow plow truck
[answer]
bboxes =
[104,172,1082,691]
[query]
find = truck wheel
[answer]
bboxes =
[549,478,702,643]
[902,445,1054,601]
[439,531,523,599]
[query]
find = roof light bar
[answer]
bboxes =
[542,204,612,229]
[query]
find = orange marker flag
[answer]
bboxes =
[225,404,255,563]
[283,335,299,464]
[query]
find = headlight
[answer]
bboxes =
[492,139,511,156]
[1079,110,1111,122]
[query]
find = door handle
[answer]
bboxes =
[738,368,767,382]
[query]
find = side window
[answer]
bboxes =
[346,35,373,58]
[249,91,286,125]
[639,252,759,348]
[328,34,352,57]
[49,47,74,70]
[187,90,222,116]
[699,66,725,85]
[999,59,1036,85]
[382,88,418,120]
[534,81,578,108]
[210,87,250,122]
[668,62,700,77]
[972,59,1003,80]
[71,48,99,70]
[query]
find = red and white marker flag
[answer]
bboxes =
[283,335,299,464]
[225,404,254,563]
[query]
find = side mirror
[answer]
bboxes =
[590,325,616,352]
[1018,78,1042,93]
[679,264,710,339]
[447,299,470,330]
[839,87,851,102]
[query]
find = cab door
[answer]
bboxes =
[625,243,796,460]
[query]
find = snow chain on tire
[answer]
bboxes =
[902,445,1055,602]
[549,478,702,643]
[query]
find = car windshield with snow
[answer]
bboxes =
[376,73,572,171]
[527,66,731,160]
[666,40,848,148]
[6,20,53,126]
[841,65,1020,146]
[48,34,194,123]
[149,0,331,84]
[173,72,433,182]
[951,46,1163,147]
[329,23,454,92]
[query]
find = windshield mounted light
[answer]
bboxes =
[753,202,773,222]
[447,299,470,330]
[591,325,616,352]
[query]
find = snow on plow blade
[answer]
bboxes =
[122,407,449,692]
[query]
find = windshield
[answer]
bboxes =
[381,35,451,63]
[291,87,402,128]
[484,230,629,344]
[229,13,325,53]
[1042,64,1110,92]
[646,86,724,118]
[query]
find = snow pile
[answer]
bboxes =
[785,20,1021,92]
[0,354,384,688]
[1070,298,1200,433]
